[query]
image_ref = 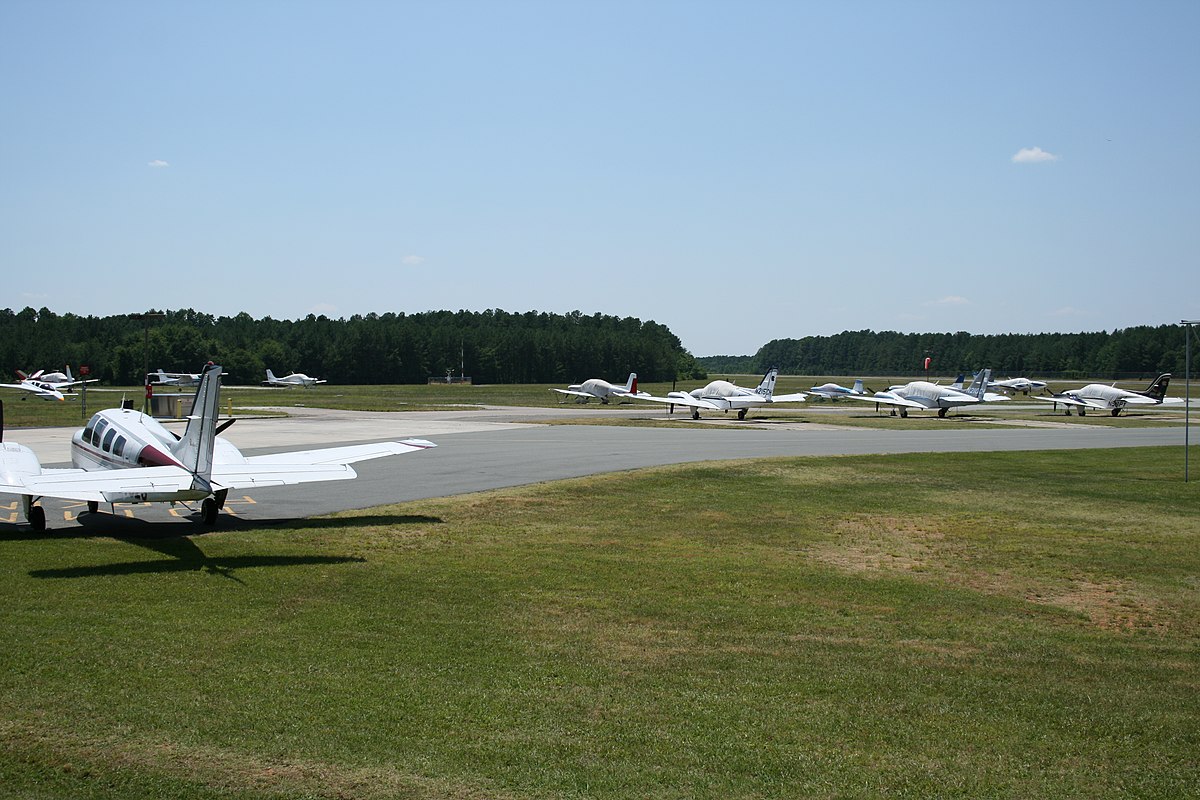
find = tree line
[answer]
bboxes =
[0,307,705,386]
[707,326,1192,380]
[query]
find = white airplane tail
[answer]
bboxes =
[266,369,279,383]
[964,369,991,399]
[755,367,779,398]
[852,379,864,394]
[170,363,222,486]
[65,365,74,381]
[623,372,638,393]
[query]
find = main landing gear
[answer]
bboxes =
[28,504,45,532]
[938,408,948,418]
[737,409,747,420]
[691,409,701,420]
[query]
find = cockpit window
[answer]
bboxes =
[112,436,127,459]
[102,428,117,452]
[92,419,109,447]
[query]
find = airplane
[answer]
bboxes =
[265,369,327,387]
[0,363,435,531]
[2,366,96,401]
[632,367,808,420]
[988,376,1048,395]
[1033,373,1183,416]
[551,372,648,404]
[847,368,1010,417]
[149,368,203,387]
[807,379,867,400]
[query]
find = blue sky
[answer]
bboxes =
[3,0,1197,356]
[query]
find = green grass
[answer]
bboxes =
[2,447,1198,798]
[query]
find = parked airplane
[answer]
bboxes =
[2,366,96,401]
[265,369,326,387]
[552,372,648,404]
[1033,373,1183,416]
[848,369,1010,417]
[0,364,435,531]
[633,368,808,419]
[149,368,203,387]
[989,376,1048,395]
[807,379,867,400]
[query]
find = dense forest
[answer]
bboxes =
[0,308,704,385]
[700,326,1193,380]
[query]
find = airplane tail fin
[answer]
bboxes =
[948,373,966,390]
[624,372,637,393]
[169,363,222,485]
[1141,373,1171,401]
[65,365,74,381]
[266,369,278,382]
[964,369,991,399]
[15,370,28,381]
[852,379,864,394]
[756,367,779,398]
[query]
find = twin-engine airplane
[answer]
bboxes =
[848,368,1010,417]
[1034,373,1182,416]
[2,366,97,401]
[0,363,434,531]
[552,372,648,404]
[807,379,867,400]
[634,368,808,419]
[265,369,326,387]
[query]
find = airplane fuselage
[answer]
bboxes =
[70,408,243,475]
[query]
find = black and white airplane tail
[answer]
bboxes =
[169,363,222,486]
[755,367,780,398]
[1138,373,1171,401]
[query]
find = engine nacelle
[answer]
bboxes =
[0,441,43,485]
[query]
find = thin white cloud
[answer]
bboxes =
[402,255,426,266]
[925,295,970,307]
[148,159,170,168]
[1011,147,1059,164]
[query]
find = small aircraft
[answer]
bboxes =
[847,368,1010,417]
[552,372,648,404]
[988,376,1048,395]
[0,363,435,531]
[807,379,867,400]
[633,367,808,420]
[1033,373,1183,416]
[265,369,327,387]
[2,366,96,401]
[149,368,203,387]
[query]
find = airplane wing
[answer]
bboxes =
[242,439,436,466]
[0,383,65,401]
[633,393,723,411]
[846,393,932,410]
[1033,395,1108,410]
[765,392,809,403]
[1,465,195,503]
[551,389,598,400]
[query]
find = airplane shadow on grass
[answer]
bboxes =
[0,511,443,581]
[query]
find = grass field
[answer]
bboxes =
[2,447,1197,798]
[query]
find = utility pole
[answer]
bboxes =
[1183,320,1199,482]
[129,311,165,413]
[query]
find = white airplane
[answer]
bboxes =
[266,369,326,387]
[552,372,648,404]
[807,379,867,400]
[2,366,96,401]
[633,367,808,420]
[988,376,1048,395]
[149,368,203,387]
[0,363,435,531]
[1033,373,1183,417]
[847,368,1010,417]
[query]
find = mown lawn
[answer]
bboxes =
[1,447,1198,798]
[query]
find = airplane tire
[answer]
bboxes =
[691,409,700,420]
[87,500,98,514]
[738,409,747,420]
[1111,408,1120,417]
[29,505,46,532]
[1079,408,1086,417]
[201,498,218,525]
[900,408,908,418]
[938,408,947,418]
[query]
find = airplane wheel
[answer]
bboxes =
[738,409,747,420]
[691,409,700,420]
[29,505,46,532]
[900,409,908,418]
[87,501,99,513]
[1078,408,1086,417]
[1111,408,1120,417]
[938,408,947,418]
[201,498,218,525]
